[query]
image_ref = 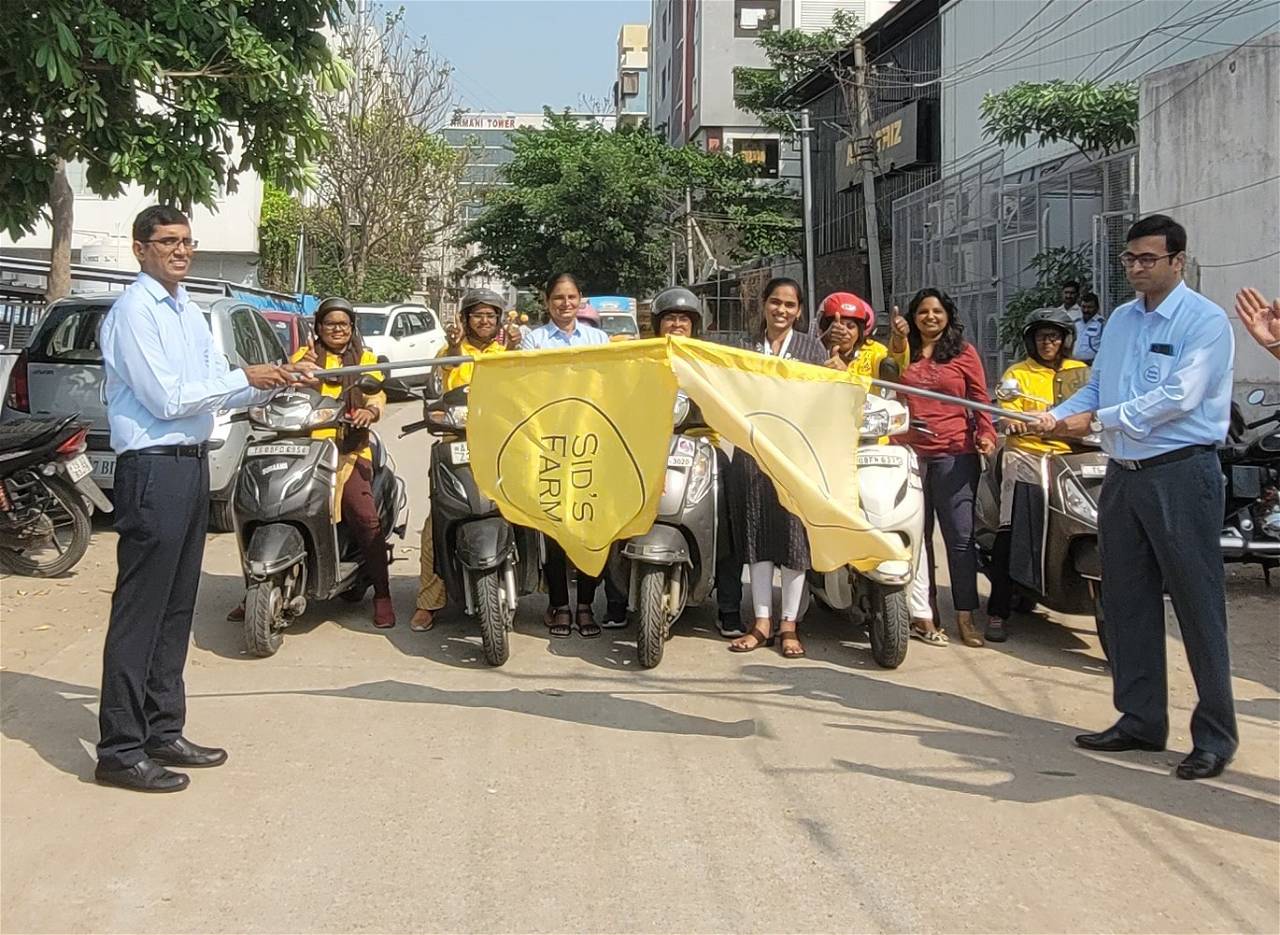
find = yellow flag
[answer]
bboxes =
[667,337,908,572]
[467,339,678,576]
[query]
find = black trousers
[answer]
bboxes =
[544,538,601,608]
[1099,449,1237,757]
[919,452,981,612]
[97,451,209,770]
[714,448,744,618]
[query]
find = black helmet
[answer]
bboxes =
[1022,306,1076,360]
[459,288,506,317]
[315,296,356,330]
[652,286,702,331]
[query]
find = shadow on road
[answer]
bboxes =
[0,671,98,779]
[739,662,1280,844]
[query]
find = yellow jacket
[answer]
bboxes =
[999,357,1089,455]
[292,346,386,521]
[444,338,506,392]
[845,339,889,380]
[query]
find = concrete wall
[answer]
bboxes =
[940,0,1280,175]
[1139,36,1280,395]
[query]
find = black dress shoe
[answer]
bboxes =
[1074,725,1165,752]
[95,758,189,793]
[1176,749,1231,780]
[145,736,228,768]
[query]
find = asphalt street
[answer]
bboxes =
[2,400,1278,933]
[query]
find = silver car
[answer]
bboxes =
[1,293,288,531]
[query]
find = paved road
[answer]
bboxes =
[2,401,1278,933]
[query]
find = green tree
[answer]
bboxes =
[462,113,799,296]
[998,245,1093,355]
[732,10,860,133]
[0,0,349,299]
[980,80,1138,159]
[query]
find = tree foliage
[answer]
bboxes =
[733,10,860,133]
[0,0,350,238]
[461,113,800,296]
[998,245,1093,354]
[980,80,1138,158]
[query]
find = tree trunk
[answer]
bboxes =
[47,159,74,302]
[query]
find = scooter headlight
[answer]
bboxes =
[859,409,890,439]
[672,392,691,427]
[685,444,713,505]
[1059,473,1098,524]
[306,407,340,427]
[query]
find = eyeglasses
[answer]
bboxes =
[143,237,198,251]
[468,312,499,322]
[320,320,352,331]
[1118,251,1177,269]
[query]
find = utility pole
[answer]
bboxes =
[798,108,817,327]
[852,37,885,311]
[684,187,696,284]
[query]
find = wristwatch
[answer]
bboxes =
[1089,416,1103,434]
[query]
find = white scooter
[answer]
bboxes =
[808,394,924,668]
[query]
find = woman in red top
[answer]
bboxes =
[889,288,996,648]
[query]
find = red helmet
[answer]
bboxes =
[819,292,875,331]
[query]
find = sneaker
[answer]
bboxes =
[601,603,628,629]
[717,613,747,638]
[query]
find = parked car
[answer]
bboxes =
[1,293,289,532]
[355,303,447,384]
[262,310,313,357]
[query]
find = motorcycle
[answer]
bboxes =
[611,391,721,669]
[409,384,540,667]
[1220,387,1280,578]
[0,415,112,577]
[975,378,1108,647]
[807,394,922,668]
[231,378,408,656]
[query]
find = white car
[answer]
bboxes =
[355,303,447,385]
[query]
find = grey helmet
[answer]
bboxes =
[459,288,507,317]
[651,286,702,332]
[1022,306,1076,360]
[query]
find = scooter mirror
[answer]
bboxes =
[357,374,384,395]
[382,377,412,397]
[995,378,1021,401]
[1246,388,1266,405]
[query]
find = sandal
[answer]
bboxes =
[576,607,601,638]
[410,608,439,632]
[545,606,572,639]
[910,623,949,646]
[778,624,805,659]
[729,625,775,653]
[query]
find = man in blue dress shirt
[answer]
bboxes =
[1025,214,1237,780]
[95,206,312,793]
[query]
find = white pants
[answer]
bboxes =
[908,536,933,620]
[749,562,805,621]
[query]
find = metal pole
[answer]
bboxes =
[309,353,1037,423]
[798,108,817,327]
[853,37,885,311]
[684,187,695,284]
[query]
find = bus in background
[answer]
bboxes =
[585,296,639,341]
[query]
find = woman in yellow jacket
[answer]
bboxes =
[817,291,904,381]
[986,307,1088,642]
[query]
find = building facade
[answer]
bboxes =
[613,24,651,129]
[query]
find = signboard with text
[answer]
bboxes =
[835,100,932,190]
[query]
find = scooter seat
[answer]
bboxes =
[0,417,76,455]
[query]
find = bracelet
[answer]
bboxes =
[1265,338,1280,349]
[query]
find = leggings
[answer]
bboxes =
[918,452,981,613]
[544,538,600,608]
[341,458,390,599]
[749,562,805,621]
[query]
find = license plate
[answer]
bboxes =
[857,453,902,467]
[1081,464,1107,478]
[65,454,92,483]
[450,442,470,464]
[247,443,311,458]
[90,455,116,479]
[667,454,694,468]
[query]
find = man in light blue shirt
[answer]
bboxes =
[520,275,609,350]
[1072,291,1104,364]
[1023,214,1237,780]
[95,205,310,794]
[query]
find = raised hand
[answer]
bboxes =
[1235,288,1280,358]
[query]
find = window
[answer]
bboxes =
[735,0,780,37]
[621,71,640,96]
[419,309,438,331]
[28,305,107,363]
[661,66,668,101]
[357,312,388,336]
[405,312,427,335]
[731,137,780,179]
[230,307,268,365]
[391,314,410,339]
[254,312,287,362]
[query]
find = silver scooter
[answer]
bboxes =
[808,394,923,668]
[612,391,720,668]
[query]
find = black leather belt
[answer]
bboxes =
[1112,443,1214,471]
[121,443,209,459]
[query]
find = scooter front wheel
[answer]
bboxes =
[867,584,910,669]
[635,563,668,669]
[244,581,284,657]
[474,568,511,667]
